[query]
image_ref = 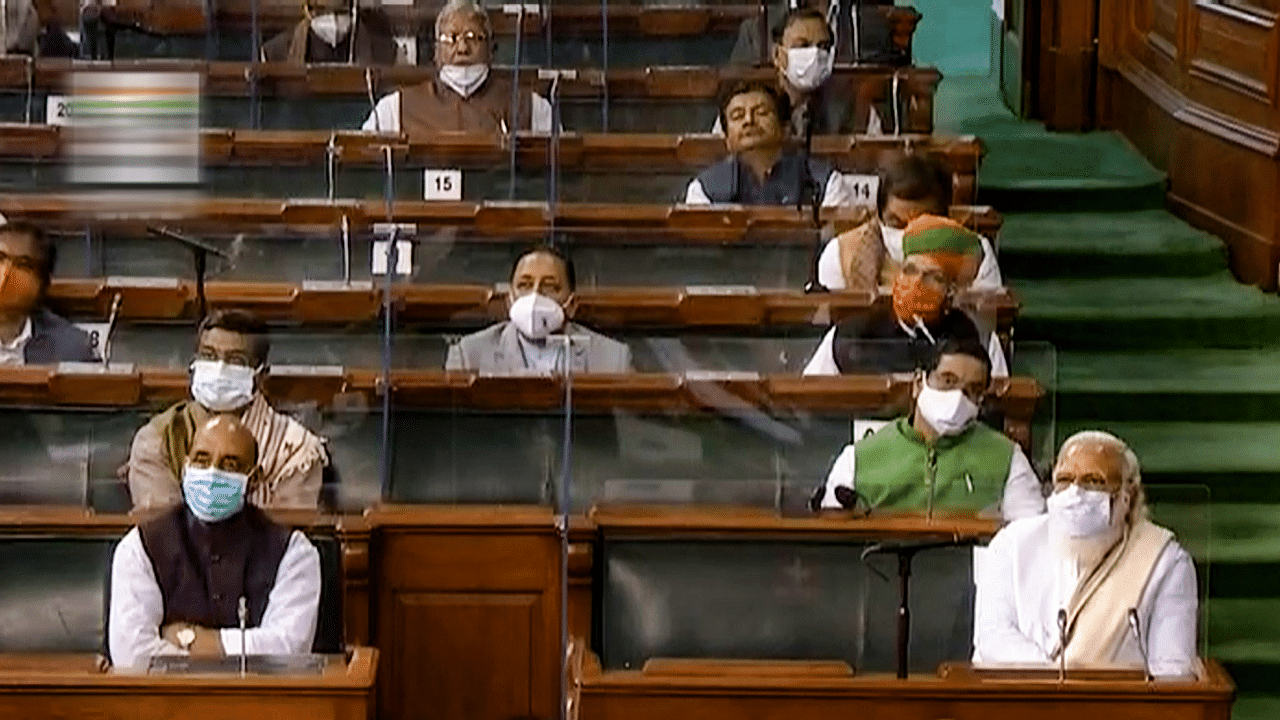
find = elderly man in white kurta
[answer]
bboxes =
[973,431,1198,677]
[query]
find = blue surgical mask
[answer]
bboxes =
[182,465,249,523]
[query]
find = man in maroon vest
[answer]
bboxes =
[108,415,321,670]
[361,0,551,135]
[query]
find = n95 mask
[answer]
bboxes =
[190,360,257,413]
[784,46,833,91]
[439,63,490,98]
[310,12,353,47]
[509,292,565,341]
[1047,484,1115,538]
[915,385,979,436]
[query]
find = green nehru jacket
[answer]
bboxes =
[855,417,1016,512]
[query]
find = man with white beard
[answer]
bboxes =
[973,431,1198,677]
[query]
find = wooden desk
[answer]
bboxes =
[0,648,377,720]
[571,652,1236,720]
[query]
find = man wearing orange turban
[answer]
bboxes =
[803,215,1007,376]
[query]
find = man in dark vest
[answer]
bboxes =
[361,0,551,135]
[108,415,320,670]
[684,81,853,207]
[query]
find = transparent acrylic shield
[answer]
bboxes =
[1144,483,1212,660]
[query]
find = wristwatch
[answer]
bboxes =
[176,627,196,651]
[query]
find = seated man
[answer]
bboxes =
[816,337,1043,519]
[262,0,403,65]
[362,0,552,134]
[109,415,321,670]
[446,246,632,374]
[715,8,853,138]
[817,154,1003,292]
[974,431,1197,677]
[127,310,328,511]
[686,81,852,206]
[803,215,1007,376]
[0,222,95,365]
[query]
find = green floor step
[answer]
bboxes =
[1016,273,1280,350]
[1054,422,1280,477]
[1058,350,1280,394]
[1233,694,1280,720]
[999,210,1227,279]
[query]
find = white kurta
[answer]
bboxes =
[108,526,321,670]
[361,89,554,134]
[815,230,1004,292]
[973,514,1198,678]
[801,320,1010,378]
[817,439,1045,520]
[683,169,854,208]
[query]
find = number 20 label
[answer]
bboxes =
[47,95,71,126]
[424,169,463,201]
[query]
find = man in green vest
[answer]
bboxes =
[815,336,1045,519]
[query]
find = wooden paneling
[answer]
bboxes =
[373,507,562,720]
[1036,0,1099,129]
[1098,0,1280,288]
[391,592,540,720]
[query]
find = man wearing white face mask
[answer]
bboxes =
[109,415,321,670]
[261,0,402,65]
[445,246,632,375]
[127,310,328,512]
[974,431,1198,678]
[361,0,553,135]
[816,337,1043,520]
[816,154,1003,292]
[712,9,853,138]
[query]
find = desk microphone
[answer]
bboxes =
[1128,607,1154,682]
[238,596,248,677]
[1057,608,1068,683]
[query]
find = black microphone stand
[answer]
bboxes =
[799,106,825,294]
[861,536,982,679]
[146,226,229,320]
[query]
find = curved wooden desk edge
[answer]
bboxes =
[587,505,1001,539]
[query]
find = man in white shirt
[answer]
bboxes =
[685,81,853,207]
[108,415,321,670]
[361,0,552,135]
[445,245,632,374]
[973,430,1198,678]
[816,154,1002,292]
[815,336,1043,520]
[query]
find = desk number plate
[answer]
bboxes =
[845,173,879,207]
[424,169,463,201]
[47,95,71,126]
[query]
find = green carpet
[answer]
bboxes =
[938,73,1280,717]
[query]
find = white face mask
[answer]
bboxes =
[783,46,833,91]
[508,292,565,341]
[190,360,257,413]
[915,384,979,436]
[880,221,906,256]
[1047,484,1115,538]
[310,12,353,47]
[439,63,490,98]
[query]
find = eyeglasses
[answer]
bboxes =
[0,249,41,274]
[437,31,488,46]
[193,349,258,368]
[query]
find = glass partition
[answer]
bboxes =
[1145,483,1212,659]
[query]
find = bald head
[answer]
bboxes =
[187,415,258,475]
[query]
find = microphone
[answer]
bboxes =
[146,226,229,320]
[238,596,248,677]
[1057,608,1068,682]
[100,291,122,367]
[1128,607,1154,682]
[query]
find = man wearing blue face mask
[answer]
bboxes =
[109,415,321,670]
[974,431,1198,678]
[127,310,328,512]
[815,337,1043,520]
[445,246,631,375]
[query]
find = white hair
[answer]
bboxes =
[435,0,493,39]
[1057,430,1147,521]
